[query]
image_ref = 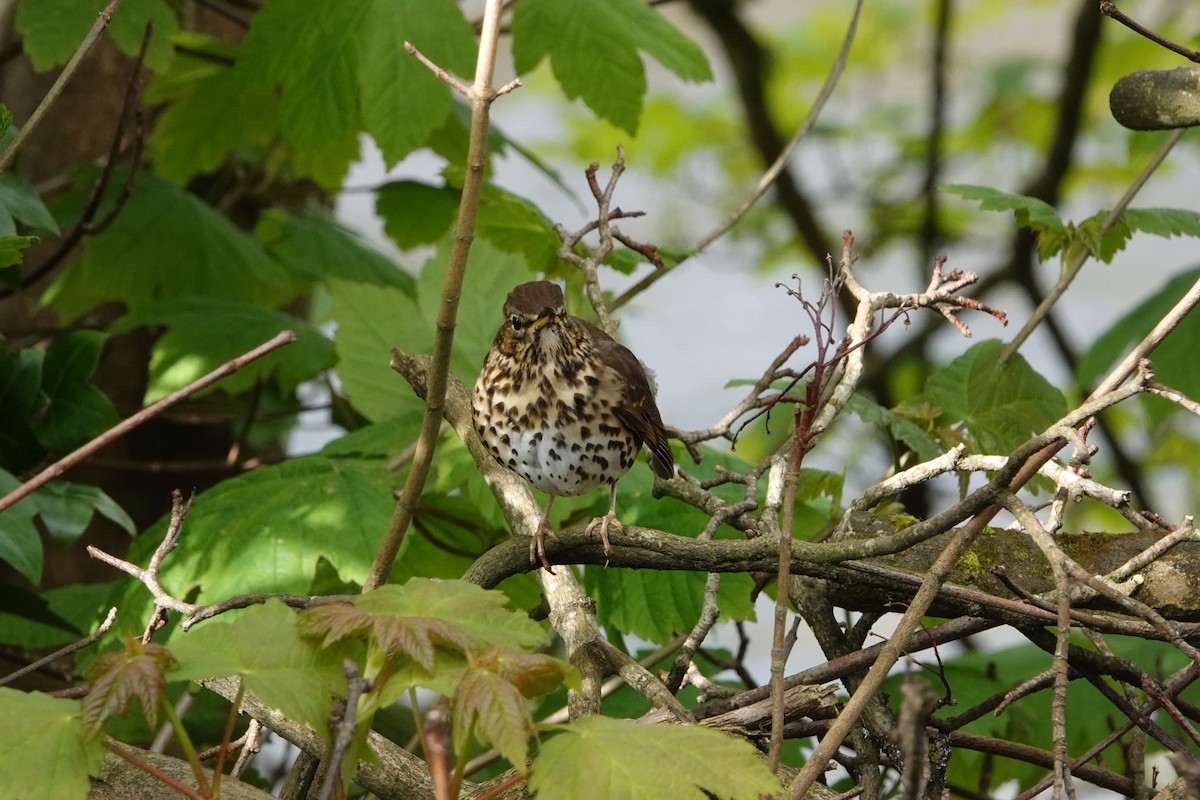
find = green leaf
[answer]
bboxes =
[452,668,534,770]
[0,169,60,236]
[124,456,395,602]
[1119,207,1200,239]
[0,348,47,472]
[0,688,103,800]
[0,471,132,581]
[329,238,533,422]
[31,331,118,455]
[359,0,476,166]
[913,339,1067,455]
[148,62,280,186]
[1092,208,1200,264]
[375,178,559,272]
[846,394,943,462]
[473,181,561,273]
[941,184,1063,233]
[0,580,113,649]
[328,278,425,423]
[0,468,44,583]
[511,0,712,134]
[375,181,460,250]
[16,0,179,72]
[31,481,124,544]
[318,411,423,459]
[355,580,547,652]
[529,716,781,800]
[0,235,36,269]
[171,599,349,737]
[236,0,367,186]
[255,210,414,290]
[587,567,707,643]
[112,296,335,403]
[45,173,305,320]
[142,32,238,105]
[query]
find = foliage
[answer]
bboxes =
[2,1,1200,798]
[529,715,782,799]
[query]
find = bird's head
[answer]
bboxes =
[499,281,569,354]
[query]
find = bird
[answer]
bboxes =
[472,280,674,569]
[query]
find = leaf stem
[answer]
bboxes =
[160,694,212,797]
[104,741,207,800]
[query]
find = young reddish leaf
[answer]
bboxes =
[451,668,534,771]
[479,645,580,698]
[299,602,472,673]
[355,579,547,651]
[297,602,373,648]
[370,616,472,674]
[81,639,176,739]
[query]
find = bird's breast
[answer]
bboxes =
[472,359,636,496]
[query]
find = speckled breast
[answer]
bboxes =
[472,363,637,497]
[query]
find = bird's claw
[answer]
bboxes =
[530,518,558,573]
[584,513,621,556]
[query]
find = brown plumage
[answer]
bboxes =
[472,280,673,568]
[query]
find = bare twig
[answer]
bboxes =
[0,331,296,514]
[0,0,123,174]
[1145,380,1200,416]
[2,19,151,299]
[664,497,755,692]
[552,147,665,335]
[229,719,263,779]
[315,661,372,800]
[0,607,117,687]
[1100,2,1200,62]
[88,490,199,618]
[609,0,863,312]
[1000,127,1186,362]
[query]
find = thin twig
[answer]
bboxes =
[0,0,123,174]
[103,741,207,800]
[609,0,863,313]
[1100,2,1200,62]
[364,0,512,591]
[1,19,150,299]
[1000,127,1186,362]
[0,331,296,514]
[314,662,371,800]
[0,607,117,687]
[230,719,263,779]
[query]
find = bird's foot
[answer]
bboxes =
[584,512,621,556]
[530,517,560,572]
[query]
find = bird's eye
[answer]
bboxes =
[510,315,527,331]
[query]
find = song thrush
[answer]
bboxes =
[473,281,674,568]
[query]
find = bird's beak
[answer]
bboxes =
[527,310,558,332]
